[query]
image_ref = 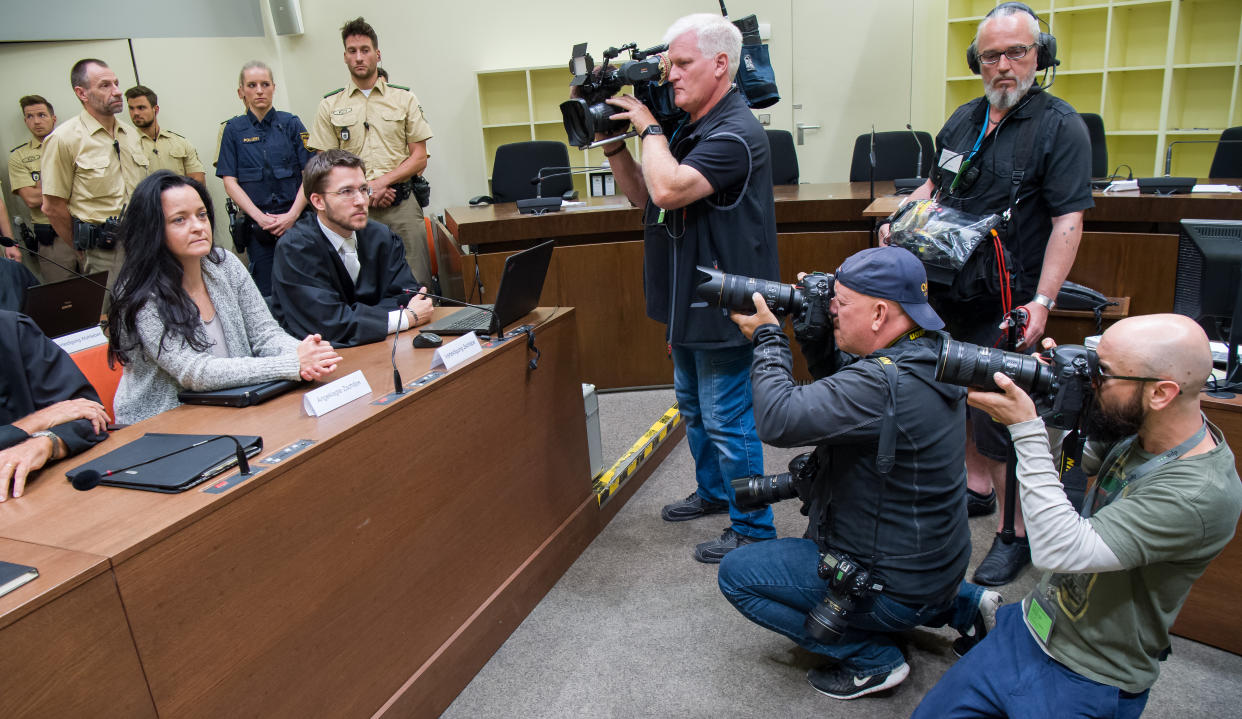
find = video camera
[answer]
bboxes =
[559,42,685,149]
[936,339,1097,430]
[694,266,835,343]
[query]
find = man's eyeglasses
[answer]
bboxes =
[323,185,373,200]
[978,44,1037,65]
[1092,366,1165,388]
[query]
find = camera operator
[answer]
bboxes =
[719,246,992,700]
[603,13,780,561]
[881,2,1095,585]
[915,314,1242,717]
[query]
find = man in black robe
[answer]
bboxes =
[269,150,432,348]
[1,310,109,501]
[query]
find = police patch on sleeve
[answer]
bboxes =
[300,132,310,150]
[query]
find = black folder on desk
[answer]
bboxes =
[65,433,262,493]
[178,379,302,407]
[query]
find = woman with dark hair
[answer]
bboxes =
[109,170,341,424]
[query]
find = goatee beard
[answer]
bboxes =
[984,72,1036,110]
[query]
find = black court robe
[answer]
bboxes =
[0,310,107,455]
[0,259,38,312]
[269,215,422,348]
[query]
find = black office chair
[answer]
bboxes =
[848,130,934,182]
[1079,113,1108,178]
[1209,126,1242,179]
[766,129,799,185]
[470,141,574,204]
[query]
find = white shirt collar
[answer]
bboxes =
[316,217,357,252]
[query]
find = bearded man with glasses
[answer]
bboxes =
[880,2,1095,585]
[915,314,1242,718]
[269,149,431,347]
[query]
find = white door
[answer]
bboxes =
[789,1,922,183]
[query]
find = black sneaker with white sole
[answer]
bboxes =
[953,589,1003,657]
[806,661,910,700]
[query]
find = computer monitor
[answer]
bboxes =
[1174,219,1242,396]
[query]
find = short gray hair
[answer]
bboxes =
[663,13,742,80]
[977,5,1039,45]
[238,60,274,87]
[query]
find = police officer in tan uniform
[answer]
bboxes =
[124,85,205,184]
[8,95,78,281]
[308,17,433,286]
[41,58,149,303]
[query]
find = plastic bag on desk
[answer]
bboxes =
[889,200,1000,276]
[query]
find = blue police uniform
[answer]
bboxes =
[216,109,313,295]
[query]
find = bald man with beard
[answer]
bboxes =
[915,314,1242,718]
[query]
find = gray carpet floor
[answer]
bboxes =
[443,389,1242,718]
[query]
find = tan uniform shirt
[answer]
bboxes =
[138,127,205,177]
[8,135,49,223]
[308,77,433,180]
[41,111,149,223]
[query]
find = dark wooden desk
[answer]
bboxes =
[446,184,1242,388]
[0,307,672,717]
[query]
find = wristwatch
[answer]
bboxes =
[30,430,60,459]
[639,124,664,139]
[1031,293,1056,311]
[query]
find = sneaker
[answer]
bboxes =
[972,534,1031,587]
[807,662,910,700]
[952,589,1003,658]
[692,527,768,563]
[966,488,997,517]
[661,491,728,522]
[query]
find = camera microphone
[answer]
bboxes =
[0,231,111,296]
[70,435,253,491]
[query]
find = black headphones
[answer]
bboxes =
[966,2,1058,74]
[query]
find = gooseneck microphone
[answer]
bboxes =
[0,231,110,295]
[906,123,924,179]
[70,434,252,491]
[403,288,503,337]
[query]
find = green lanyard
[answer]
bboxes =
[1083,419,1208,518]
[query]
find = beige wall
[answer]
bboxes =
[0,0,953,234]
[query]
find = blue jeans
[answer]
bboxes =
[719,538,980,675]
[913,603,1150,718]
[671,344,774,539]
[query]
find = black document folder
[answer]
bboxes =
[0,560,39,598]
[64,433,262,493]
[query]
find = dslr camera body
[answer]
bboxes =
[559,42,685,149]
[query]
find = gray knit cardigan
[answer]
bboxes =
[113,250,302,424]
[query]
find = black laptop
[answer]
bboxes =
[20,271,108,338]
[422,240,554,336]
[178,379,304,407]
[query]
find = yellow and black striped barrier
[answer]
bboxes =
[591,403,682,507]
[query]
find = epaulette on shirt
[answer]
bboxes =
[10,142,26,153]
[323,88,345,98]
[388,84,410,91]
[168,130,186,139]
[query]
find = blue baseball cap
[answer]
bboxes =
[835,246,944,331]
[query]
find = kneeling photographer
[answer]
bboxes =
[916,314,1242,717]
[716,246,991,701]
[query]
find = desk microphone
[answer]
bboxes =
[402,288,502,337]
[1164,139,1242,176]
[70,434,252,491]
[0,231,110,296]
[530,166,602,195]
[905,123,924,179]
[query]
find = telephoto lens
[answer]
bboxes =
[936,338,1054,396]
[694,266,806,316]
[731,472,799,511]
